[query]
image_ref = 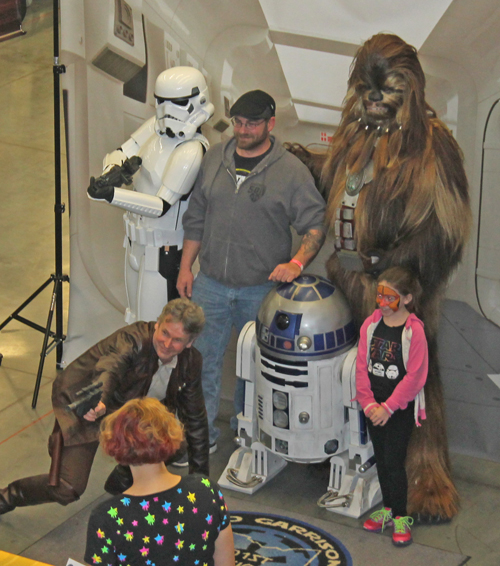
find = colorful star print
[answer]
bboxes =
[88,476,229,566]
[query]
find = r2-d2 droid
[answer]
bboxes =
[218,274,382,518]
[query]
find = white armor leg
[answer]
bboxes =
[125,239,178,323]
[136,245,169,322]
[124,238,140,324]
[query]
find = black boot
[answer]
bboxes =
[104,465,133,496]
[0,475,62,514]
[0,484,21,514]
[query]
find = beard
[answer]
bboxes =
[234,125,269,152]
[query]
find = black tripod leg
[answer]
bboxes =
[0,277,53,332]
[32,278,59,408]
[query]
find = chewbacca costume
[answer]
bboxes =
[289,34,471,520]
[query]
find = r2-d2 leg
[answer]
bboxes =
[218,321,286,493]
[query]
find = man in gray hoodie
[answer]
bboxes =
[177,90,326,450]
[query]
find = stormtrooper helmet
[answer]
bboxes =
[154,66,214,139]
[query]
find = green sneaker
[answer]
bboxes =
[363,507,393,533]
[392,515,414,547]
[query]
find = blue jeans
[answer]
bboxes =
[191,272,275,445]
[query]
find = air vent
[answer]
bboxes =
[213,119,230,133]
[257,394,264,420]
[92,47,143,83]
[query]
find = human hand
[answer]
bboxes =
[365,404,380,420]
[369,405,390,426]
[177,268,194,298]
[83,401,107,422]
[268,262,301,282]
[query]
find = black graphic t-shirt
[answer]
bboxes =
[234,143,273,189]
[368,319,407,403]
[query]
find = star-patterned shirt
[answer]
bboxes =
[84,475,230,566]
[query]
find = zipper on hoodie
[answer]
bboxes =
[225,167,259,194]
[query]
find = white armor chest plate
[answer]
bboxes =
[134,135,179,196]
[125,134,185,247]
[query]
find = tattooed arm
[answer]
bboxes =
[269,228,326,282]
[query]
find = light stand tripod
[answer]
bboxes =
[0,0,69,408]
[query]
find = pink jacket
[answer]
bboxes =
[355,309,428,426]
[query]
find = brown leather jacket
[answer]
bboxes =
[51,321,209,475]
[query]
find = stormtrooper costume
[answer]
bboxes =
[88,67,214,323]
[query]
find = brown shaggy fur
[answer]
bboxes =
[289,33,472,519]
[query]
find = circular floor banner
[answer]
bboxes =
[231,511,352,566]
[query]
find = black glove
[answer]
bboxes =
[87,156,143,202]
[122,156,142,179]
[87,176,115,202]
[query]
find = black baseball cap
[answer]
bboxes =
[230,90,276,120]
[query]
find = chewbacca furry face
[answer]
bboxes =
[356,70,406,126]
[345,34,427,134]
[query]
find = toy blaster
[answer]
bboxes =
[66,381,103,418]
[94,156,142,189]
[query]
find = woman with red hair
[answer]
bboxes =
[84,398,235,566]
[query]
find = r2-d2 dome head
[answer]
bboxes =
[154,66,214,139]
[256,274,356,362]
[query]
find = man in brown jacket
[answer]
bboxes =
[0,298,209,514]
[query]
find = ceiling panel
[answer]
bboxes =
[294,103,343,126]
[260,0,454,126]
[275,44,352,108]
[259,0,454,49]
